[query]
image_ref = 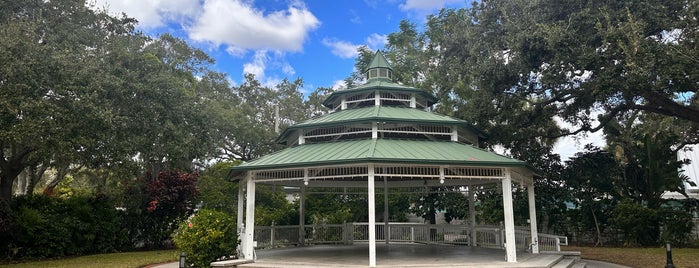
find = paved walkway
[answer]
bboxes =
[149,244,631,268]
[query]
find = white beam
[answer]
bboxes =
[368,164,377,267]
[243,175,256,260]
[502,169,517,262]
[374,91,380,106]
[528,182,539,253]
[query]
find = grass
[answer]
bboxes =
[563,246,699,268]
[0,250,179,268]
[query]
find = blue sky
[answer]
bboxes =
[94,0,469,91]
[92,0,614,162]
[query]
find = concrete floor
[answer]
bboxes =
[238,243,565,268]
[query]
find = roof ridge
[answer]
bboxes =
[367,138,378,158]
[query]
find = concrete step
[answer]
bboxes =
[551,257,576,268]
[571,261,586,268]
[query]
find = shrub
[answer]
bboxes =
[122,170,199,249]
[609,200,659,246]
[658,207,693,246]
[6,194,127,259]
[172,209,238,268]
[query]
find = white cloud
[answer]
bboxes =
[323,38,360,59]
[399,0,462,11]
[323,34,388,59]
[226,46,248,57]
[366,33,388,48]
[92,0,200,29]
[332,80,348,90]
[187,0,320,52]
[242,50,295,84]
[243,50,268,78]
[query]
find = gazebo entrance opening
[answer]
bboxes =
[236,163,546,267]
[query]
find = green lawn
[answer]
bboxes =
[563,246,699,268]
[0,250,179,268]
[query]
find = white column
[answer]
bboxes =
[299,184,306,245]
[527,181,539,253]
[298,133,305,145]
[243,176,256,260]
[368,164,377,267]
[374,91,381,106]
[237,181,245,232]
[502,169,516,262]
[237,178,246,252]
[451,126,458,141]
[383,176,389,244]
[372,122,378,139]
[341,96,347,110]
[410,94,416,108]
[468,184,476,247]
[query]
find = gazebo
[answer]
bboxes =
[229,51,540,267]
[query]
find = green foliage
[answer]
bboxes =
[409,187,471,224]
[305,191,366,224]
[4,195,127,259]
[196,162,240,214]
[609,200,659,246]
[255,185,297,226]
[658,207,693,246]
[172,209,238,268]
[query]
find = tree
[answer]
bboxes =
[563,145,622,246]
[0,0,141,201]
[605,113,694,209]
[123,170,199,249]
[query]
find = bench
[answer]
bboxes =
[210,259,253,267]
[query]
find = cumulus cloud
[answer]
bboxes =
[399,0,462,11]
[366,33,388,48]
[323,38,361,59]
[243,50,295,83]
[323,34,388,59]
[187,0,320,52]
[243,50,268,78]
[92,0,200,29]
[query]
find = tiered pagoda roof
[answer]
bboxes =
[232,51,530,173]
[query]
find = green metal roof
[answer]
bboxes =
[366,51,392,71]
[323,80,438,108]
[276,106,485,143]
[232,139,529,171]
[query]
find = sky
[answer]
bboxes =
[93,0,606,161]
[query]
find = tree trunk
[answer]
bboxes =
[42,165,69,196]
[25,164,47,195]
[591,207,604,247]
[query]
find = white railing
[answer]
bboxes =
[254,223,566,252]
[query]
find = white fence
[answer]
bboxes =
[253,223,566,252]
